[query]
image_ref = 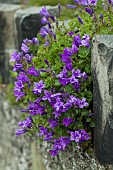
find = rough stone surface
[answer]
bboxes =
[92,35,113,165]
[14,6,59,50]
[0,88,46,170]
[0,3,22,51]
[37,141,113,170]
[0,3,21,83]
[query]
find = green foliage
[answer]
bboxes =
[10,0,113,153]
[27,0,74,6]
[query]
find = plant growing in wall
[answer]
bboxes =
[10,0,113,156]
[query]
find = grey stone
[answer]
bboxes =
[92,35,113,165]
[0,3,22,51]
[37,141,113,170]
[0,49,15,83]
[14,6,59,50]
[0,4,21,83]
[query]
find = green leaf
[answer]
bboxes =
[86,118,91,122]
[90,121,95,127]
[54,80,61,86]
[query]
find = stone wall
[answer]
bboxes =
[1,3,113,170]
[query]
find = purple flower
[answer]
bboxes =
[44,40,50,47]
[76,98,88,108]
[69,76,80,90]
[14,91,25,101]
[61,55,72,64]
[108,0,113,4]
[78,16,84,24]
[68,31,74,36]
[21,43,30,53]
[73,34,81,48]
[58,3,61,11]
[85,7,93,16]
[64,47,73,57]
[54,136,70,150]
[51,31,56,40]
[51,93,62,98]
[15,129,28,136]
[88,0,98,6]
[41,17,48,24]
[57,66,68,78]
[62,118,73,127]
[66,4,76,8]
[81,34,90,48]
[44,59,50,66]
[23,38,32,45]
[72,69,82,78]
[52,111,62,118]
[28,66,40,77]
[49,149,58,156]
[39,7,50,17]
[38,126,48,137]
[17,72,29,83]
[13,63,23,72]
[28,102,46,115]
[80,130,90,141]
[42,90,52,102]
[68,95,77,104]
[10,51,22,62]
[40,27,49,38]
[69,130,81,142]
[59,78,69,86]
[82,72,88,80]
[74,0,98,6]
[48,119,59,129]
[72,42,78,53]
[47,22,52,29]
[18,116,33,128]
[25,54,34,63]
[62,102,72,112]
[44,132,55,141]
[73,82,80,90]
[61,52,73,71]
[14,80,24,91]
[33,80,45,94]
[66,62,73,71]
[31,37,39,45]
[70,75,79,84]
[74,0,88,6]
[99,13,104,19]
[53,97,64,112]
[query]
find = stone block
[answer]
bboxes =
[92,35,113,165]
[14,6,59,50]
[0,3,22,51]
[0,49,14,83]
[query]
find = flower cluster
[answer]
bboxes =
[10,37,40,101]
[10,2,102,157]
[16,116,33,136]
[39,7,57,45]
